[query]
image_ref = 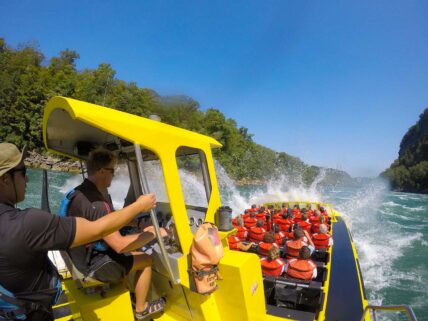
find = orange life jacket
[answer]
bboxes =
[293,213,302,223]
[236,226,248,241]
[256,212,266,220]
[286,239,307,258]
[286,258,316,280]
[309,215,320,224]
[258,242,277,256]
[298,220,312,233]
[275,231,285,246]
[260,257,285,277]
[249,227,266,242]
[292,208,300,215]
[228,235,240,251]
[312,233,331,249]
[244,217,257,229]
[276,218,291,232]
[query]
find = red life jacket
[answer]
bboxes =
[293,213,302,223]
[286,239,306,258]
[232,217,238,227]
[307,209,314,216]
[248,207,259,213]
[276,218,291,232]
[260,257,285,277]
[292,208,300,216]
[236,226,248,241]
[298,220,312,233]
[312,233,331,249]
[258,242,277,256]
[311,223,321,234]
[309,215,320,224]
[263,220,272,232]
[228,235,241,251]
[286,258,316,280]
[243,213,250,220]
[273,213,282,224]
[249,227,266,242]
[275,231,285,246]
[244,218,257,229]
[256,212,266,220]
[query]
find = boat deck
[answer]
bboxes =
[325,216,366,321]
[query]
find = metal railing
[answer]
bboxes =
[360,305,418,321]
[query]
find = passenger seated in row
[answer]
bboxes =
[260,244,285,277]
[228,234,254,252]
[284,246,317,281]
[258,232,278,256]
[235,217,249,241]
[249,219,266,242]
[244,212,257,229]
[312,224,333,250]
[311,215,326,234]
[285,228,315,258]
[274,225,286,246]
[296,213,311,233]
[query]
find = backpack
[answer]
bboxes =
[189,223,224,295]
[59,189,107,252]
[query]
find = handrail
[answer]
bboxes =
[360,305,418,321]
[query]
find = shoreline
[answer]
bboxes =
[25,150,82,173]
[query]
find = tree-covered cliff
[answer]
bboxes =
[0,38,351,185]
[381,108,428,193]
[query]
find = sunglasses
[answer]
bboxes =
[103,167,115,174]
[10,167,27,177]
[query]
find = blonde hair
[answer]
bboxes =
[267,245,280,261]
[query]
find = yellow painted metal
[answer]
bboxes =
[62,280,134,321]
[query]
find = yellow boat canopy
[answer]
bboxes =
[43,96,222,159]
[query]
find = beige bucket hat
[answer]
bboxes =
[0,143,27,177]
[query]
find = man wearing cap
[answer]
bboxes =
[0,143,157,321]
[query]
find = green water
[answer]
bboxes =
[19,169,428,321]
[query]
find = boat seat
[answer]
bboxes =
[311,249,329,263]
[274,282,324,313]
[59,251,110,294]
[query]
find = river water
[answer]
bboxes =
[20,168,428,321]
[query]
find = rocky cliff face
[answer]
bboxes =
[382,108,428,193]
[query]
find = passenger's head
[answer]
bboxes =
[267,244,280,261]
[258,209,264,214]
[301,208,307,214]
[251,204,257,209]
[250,212,256,218]
[244,209,249,214]
[86,147,117,188]
[0,143,28,204]
[260,206,266,212]
[314,210,321,217]
[281,203,287,208]
[274,225,281,233]
[301,213,308,221]
[294,204,300,209]
[256,219,264,228]
[263,232,276,243]
[237,217,244,227]
[299,246,311,260]
[294,228,304,240]
[268,205,274,210]
[319,216,326,224]
[319,224,328,234]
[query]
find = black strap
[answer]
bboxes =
[0,291,42,320]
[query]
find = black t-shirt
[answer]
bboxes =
[0,203,76,293]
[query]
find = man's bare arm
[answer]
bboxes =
[71,194,156,248]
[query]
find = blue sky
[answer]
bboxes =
[1,1,427,177]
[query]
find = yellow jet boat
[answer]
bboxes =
[42,96,417,321]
